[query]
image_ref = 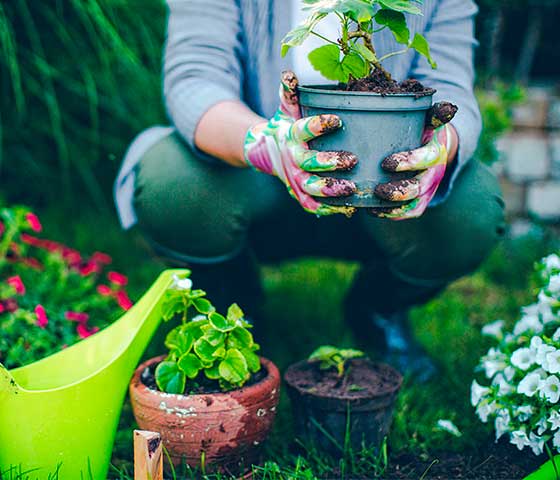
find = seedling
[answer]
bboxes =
[282,0,436,83]
[155,272,261,394]
[308,345,365,377]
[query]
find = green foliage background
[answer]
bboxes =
[0,0,166,208]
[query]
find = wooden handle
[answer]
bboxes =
[134,430,163,480]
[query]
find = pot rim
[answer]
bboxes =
[284,358,403,402]
[131,354,280,400]
[298,84,435,98]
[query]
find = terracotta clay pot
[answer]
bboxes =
[129,355,280,474]
[284,359,402,456]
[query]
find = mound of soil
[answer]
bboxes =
[342,69,435,97]
[284,358,401,400]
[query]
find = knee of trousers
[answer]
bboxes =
[132,133,253,262]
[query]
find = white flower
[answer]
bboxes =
[536,344,556,371]
[541,375,560,403]
[549,411,560,430]
[536,416,549,435]
[476,400,497,423]
[554,430,560,451]
[511,347,536,370]
[170,274,193,291]
[529,432,545,455]
[514,314,543,335]
[510,430,530,450]
[549,274,560,294]
[436,419,462,437]
[544,254,560,272]
[553,328,560,342]
[482,348,508,379]
[482,320,505,339]
[518,372,542,397]
[471,380,490,406]
[504,366,516,382]
[492,374,513,395]
[495,410,511,440]
[546,350,560,374]
[515,405,534,421]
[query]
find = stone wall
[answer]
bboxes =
[495,87,560,223]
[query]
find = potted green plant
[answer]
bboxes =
[282,0,454,207]
[129,272,280,475]
[284,346,402,455]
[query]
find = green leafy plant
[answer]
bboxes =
[309,345,364,377]
[155,272,261,394]
[282,0,436,83]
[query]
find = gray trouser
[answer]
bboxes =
[132,130,505,315]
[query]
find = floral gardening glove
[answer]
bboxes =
[244,71,358,217]
[371,102,458,220]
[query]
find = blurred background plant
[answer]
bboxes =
[0,204,132,369]
[0,0,166,209]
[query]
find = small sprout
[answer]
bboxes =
[155,271,261,394]
[308,345,365,377]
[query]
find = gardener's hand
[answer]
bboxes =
[371,102,458,220]
[244,71,357,217]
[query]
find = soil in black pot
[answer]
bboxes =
[285,358,402,400]
[341,69,435,97]
[140,361,268,395]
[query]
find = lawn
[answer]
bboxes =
[25,207,556,479]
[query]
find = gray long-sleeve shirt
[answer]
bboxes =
[115,0,481,229]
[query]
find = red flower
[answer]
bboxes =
[22,257,43,270]
[26,212,42,232]
[79,261,99,276]
[7,276,25,295]
[97,284,112,296]
[91,252,112,265]
[0,303,5,314]
[65,311,89,323]
[0,221,4,236]
[35,304,48,328]
[108,271,128,286]
[62,247,81,266]
[77,323,99,339]
[4,298,18,312]
[116,290,133,310]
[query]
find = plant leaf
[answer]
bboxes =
[227,303,245,323]
[164,326,194,356]
[281,12,327,57]
[378,0,422,15]
[209,312,235,332]
[309,345,340,362]
[155,361,186,394]
[410,33,437,68]
[303,0,375,22]
[178,353,202,379]
[352,43,376,62]
[219,348,249,386]
[229,326,254,349]
[308,45,368,82]
[204,327,226,347]
[204,363,221,380]
[374,9,410,45]
[194,338,220,363]
[242,349,261,373]
[192,298,214,315]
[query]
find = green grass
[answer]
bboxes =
[8,207,559,479]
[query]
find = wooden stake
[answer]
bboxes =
[134,430,163,480]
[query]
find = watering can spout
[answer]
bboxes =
[0,269,187,480]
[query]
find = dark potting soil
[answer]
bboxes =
[141,361,268,395]
[383,440,542,480]
[341,69,435,97]
[284,358,401,400]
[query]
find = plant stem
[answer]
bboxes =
[310,31,338,46]
[379,47,410,63]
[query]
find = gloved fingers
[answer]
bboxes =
[301,174,356,198]
[279,71,302,120]
[289,114,341,144]
[314,204,357,217]
[425,102,458,130]
[369,197,429,220]
[284,179,356,217]
[296,147,358,173]
[381,140,445,173]
[374,164,446,202]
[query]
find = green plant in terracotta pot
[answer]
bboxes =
[129,272,280,475]
[280,0,458,209]
[284,345,402,455]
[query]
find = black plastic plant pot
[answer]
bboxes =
[299,86,434,208]
[284,359,403,456]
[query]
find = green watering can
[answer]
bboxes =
[0,269,187,480]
